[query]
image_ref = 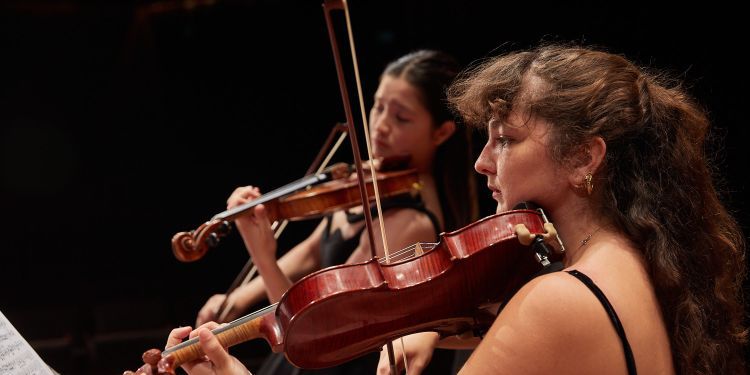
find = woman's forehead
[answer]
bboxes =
[375,76,425,112]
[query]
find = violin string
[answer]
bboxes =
[215,173,328,221]
[218,137,348,223]
[377,244,417,263]
[377,242,438,264]
[387,243,432,259]
[163,303,278,355]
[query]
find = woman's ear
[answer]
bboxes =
[432,120,456,146]
[568,136,606,191]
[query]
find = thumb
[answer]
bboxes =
[197,328,232,370]
[255,203,269,222]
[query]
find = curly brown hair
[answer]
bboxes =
[448,44,747,374]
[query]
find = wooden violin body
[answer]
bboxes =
[155,208,555,371]
[279,208,547,368]
[263,168,420,222]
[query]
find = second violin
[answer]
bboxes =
[171,160,422,262]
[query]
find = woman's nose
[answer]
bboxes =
[474,142,495,175]
[372,115,390,135]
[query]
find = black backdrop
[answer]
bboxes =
[1,1,747,374]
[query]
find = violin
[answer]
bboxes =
[172,156,422,262]
[132,206,563,373]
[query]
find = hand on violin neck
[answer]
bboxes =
[162,323,251,375]
[227,185,262,211]
[228,185,277,262]
[236,202,277,262]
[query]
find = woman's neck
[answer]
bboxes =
[546,198,611,267]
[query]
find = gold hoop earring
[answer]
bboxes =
[584,173,593,195]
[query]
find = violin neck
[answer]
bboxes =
[162,304,278,368]
[213,172,330,221]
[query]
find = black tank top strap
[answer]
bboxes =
[566,270,637,375]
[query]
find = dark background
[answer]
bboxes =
[1,1,747,374]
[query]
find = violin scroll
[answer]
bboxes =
[172,220,232,262]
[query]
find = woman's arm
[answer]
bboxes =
[236,206,324,303]
[198,219,326,324]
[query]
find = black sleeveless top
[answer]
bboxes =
[566,270,637,375]
[254,193,442,375]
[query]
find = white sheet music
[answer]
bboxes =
[0,310,54,375]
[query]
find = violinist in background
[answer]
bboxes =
[194,49,479,374]
[153,44,746,375]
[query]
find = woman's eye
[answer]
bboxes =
[495,135,513,148]
[396,115,410,123]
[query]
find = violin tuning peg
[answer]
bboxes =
[142,349,162,366]
[206,233,220,248]
[218,221,232,235]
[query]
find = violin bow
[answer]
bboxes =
[322,1,402,374]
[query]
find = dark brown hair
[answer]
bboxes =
[449,44,747,374]
[384,50,478,230]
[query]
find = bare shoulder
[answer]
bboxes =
[460,272,629,374]
[501,271,603,330]
[487,271,604,344]
[351,207,437,261]
[379,207,437,245]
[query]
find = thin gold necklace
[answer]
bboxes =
[578,226,603,250]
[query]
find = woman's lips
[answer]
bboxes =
[488,185,502,200]
[373,138,390,151]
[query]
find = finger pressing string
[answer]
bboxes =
[197,329,233,369]
[166,326,192,348]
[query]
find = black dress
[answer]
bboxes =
[254,194,445,375]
